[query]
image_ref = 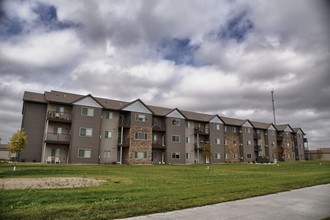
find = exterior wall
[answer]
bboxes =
[100,110,119,164]
[281,133,295,162]
[295,131,305,160]
[20,101,47,162]
[128,126,152,164]
[224,125,240,163]
[44,144,69,163]
[70,105,102,164]
[209,122,224,163]
[241,126,254,162]
[185,121,195,164]
[267,130,277,162]
[166,117,185,164]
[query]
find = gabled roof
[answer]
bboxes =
[275,124,294,132]
[250,121,272,130]
[23,91,47,103]
[220,116,247,126]
[121,99,154,114]
[292,128,305,134]
[72,94,104,108]
[95,97,128,110]
[166,108,186,119]
[180,110,214,122]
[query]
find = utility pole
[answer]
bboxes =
[271,89,276,125]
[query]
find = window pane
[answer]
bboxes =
[84,150,91,158]
[78,150,85,157]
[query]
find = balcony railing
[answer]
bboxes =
[47,111,71,122]
[194,128,209,135]
[254,145,261,152]
[152,140,166,149]
[119,118,131,127]
[152,124,166,131]
[45,133,70,144]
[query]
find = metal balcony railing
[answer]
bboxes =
[45,133,70,144]
[47,111,71,122]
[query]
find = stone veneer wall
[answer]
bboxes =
[224,134,240,163]
[282,139,295,162]
[128,126,152,164]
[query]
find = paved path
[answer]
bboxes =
[121,184,330,220]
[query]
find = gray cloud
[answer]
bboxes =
[0,0,329,149]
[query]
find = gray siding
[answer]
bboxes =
[166,117,185,164]
[20,101,47,162]
[241,127,254,162]
[209,123,224,163]
[70,105,102,164]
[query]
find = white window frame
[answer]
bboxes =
[80,127,93,137]
[215,138,220,145]
[216,124,220,130]
[186,137,191,143]
[233,140,237,146]
[103,150,111,158]
[171,152,180,159]
[224,139,228,145]
[136,113,148,122]
[186,121,190,128]
[246,140,251,145]
[247,153,252,159]
[214,153,221,159]
[135,151,147,159]
[172,119,180,126]
[135,132,148,140]
[233,127,236,133]
[105,111,113,119]
[81,107,94,117]
[105,131,112,139]
[78,149,91,158]
[245,127,251,133]
[186,153,191,159]
[224,153,228,159]
[172,135,180,143]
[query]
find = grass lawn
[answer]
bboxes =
[1,161,330,219]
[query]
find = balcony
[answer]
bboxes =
[152,140,166,149]
[118,140,130,147]
[47,111,71,123]
[253,133,261,139]
[152,124,166,132]
[194,128,209,135]
[45,133,70,144]
[277,135,283,141]
[119,118,131,128]
[254,145,261,152]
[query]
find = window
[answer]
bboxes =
[215,124,220,130]
[135,151,147,159]
[136,113,148,122]
[233,153,237,159]
[186,137,191,143]
[103,150,111,158]
[245,127,251,133]
[285,131,289,137]
[186,121,190,128]
[172,119,180,126]
[78,149,91,158]
[105,131,112,138]
[272,141,275,146]
[215,138,220,145]
[224,126,227,132]
[56,106,64,113]
[233,140,237,146]
[80,128,93,137]
[224,153,228,159]
[232,127,236,133]
[186,153,191,159]
[224,139,228,145]
[172,152,180,159]
[247,154,252,159]
[246,140,251,145]
[135,132,148,140]
[287,143,290,147]
[214,153,221,159]
[81,107,94,116]
[172,135,180,143]
[105,111,113,119]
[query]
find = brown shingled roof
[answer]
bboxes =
[44,90,83,104]
[23,91,47,103]
[250,121,272,130]
[148,105,172,116]
[181,110,214,122]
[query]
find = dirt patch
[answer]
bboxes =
[0,177,106,190]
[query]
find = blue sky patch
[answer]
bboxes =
[218,10,253,42]
[161,38,199,65]
[0,12,25,39]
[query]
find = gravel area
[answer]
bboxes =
[0,177,106,190]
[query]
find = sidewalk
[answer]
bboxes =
[121,184,330,220]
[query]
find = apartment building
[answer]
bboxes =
[20,90,307,164]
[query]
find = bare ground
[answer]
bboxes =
[0,177,106,190]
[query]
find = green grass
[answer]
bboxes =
[1,161,330,219]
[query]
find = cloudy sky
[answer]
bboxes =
[0,0,329,149]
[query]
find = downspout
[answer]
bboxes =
[42,115,49,163]
[120,126,123,164]
[197,133,200,164]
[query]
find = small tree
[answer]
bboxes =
[7,129,28,167]
[203,142,212,164]
[316,149,323,162]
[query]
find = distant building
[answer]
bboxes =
[306,148,330,161]
[20,90,308,164]
[0,139,10,160]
